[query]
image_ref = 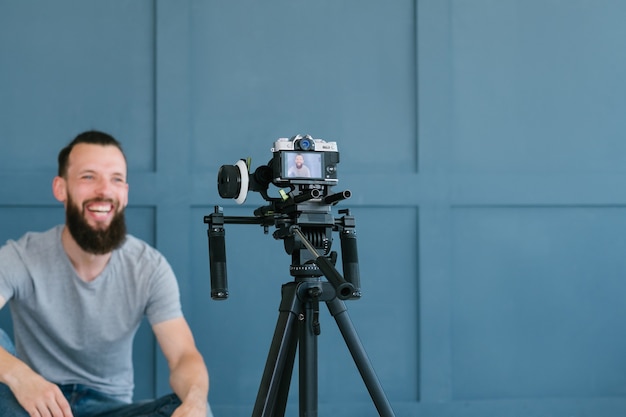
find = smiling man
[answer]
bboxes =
[0,131,212,417]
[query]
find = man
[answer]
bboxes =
[287,153,311,178]
[0,131,212,417]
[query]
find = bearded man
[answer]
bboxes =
[0,131,212,417]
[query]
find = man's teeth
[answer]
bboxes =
[88,205,112,213]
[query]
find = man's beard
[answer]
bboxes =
[65,195,127,255]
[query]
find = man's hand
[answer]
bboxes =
[1,340,73,417]
[8,370,73,417]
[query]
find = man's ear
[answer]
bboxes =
[52,176,67,203]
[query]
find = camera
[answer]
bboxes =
[217,134,342,206]
[271,135,339,186]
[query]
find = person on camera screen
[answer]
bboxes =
[287,153,312,178]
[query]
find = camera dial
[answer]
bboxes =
[294,135,315,151]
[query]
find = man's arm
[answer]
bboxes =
[153,317,209,417]
[0,295,73,417]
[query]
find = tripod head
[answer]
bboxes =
[203,135,361,301]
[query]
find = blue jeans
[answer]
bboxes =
[0,329,213,417]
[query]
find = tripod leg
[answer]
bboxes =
[326,297,397,417]
[252,283,301,417]
[299,292,320,416]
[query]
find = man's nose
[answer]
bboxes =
[94,177,114,197]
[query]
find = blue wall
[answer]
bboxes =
[1,1,626,416]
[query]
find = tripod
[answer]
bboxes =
[205,207,396,417]
[251,228,396,417]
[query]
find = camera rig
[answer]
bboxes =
[203,135,395,417]
[204,134,361,300]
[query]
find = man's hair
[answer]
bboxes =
[58,130,126,177]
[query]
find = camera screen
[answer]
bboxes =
[283,151,323,179]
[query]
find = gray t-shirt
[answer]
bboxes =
[0,225,183,402]
[287,164,311,178]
